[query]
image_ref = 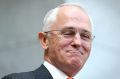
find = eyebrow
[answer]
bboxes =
[81,29,91,34]
[61,27,75,30]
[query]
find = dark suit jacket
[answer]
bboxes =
[2,64,53,79]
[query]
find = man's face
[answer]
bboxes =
[44,6,92,75]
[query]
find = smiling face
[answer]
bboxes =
[40,5,92,76]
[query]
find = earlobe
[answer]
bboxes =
[38,32,48,50]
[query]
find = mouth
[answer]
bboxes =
[66,49,84,55]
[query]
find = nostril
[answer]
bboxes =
[72,44,80,48]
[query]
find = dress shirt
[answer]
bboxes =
[43,61,81,79]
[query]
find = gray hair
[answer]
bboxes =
[42,3,94,32]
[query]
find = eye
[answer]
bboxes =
[61,29,75,37]
[80,32,91,40]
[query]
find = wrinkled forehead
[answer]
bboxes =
[51,5,92,32]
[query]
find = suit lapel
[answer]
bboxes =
[33,64,53,79]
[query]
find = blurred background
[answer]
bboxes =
[0,0,120,79]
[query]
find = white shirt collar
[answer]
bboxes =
[43,61,81,79]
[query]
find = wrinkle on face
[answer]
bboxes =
[45,5,92,76]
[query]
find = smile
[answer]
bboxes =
[66,50,84,55]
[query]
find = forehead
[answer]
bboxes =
[51,5,92,32]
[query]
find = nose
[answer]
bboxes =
[71,32,82,48]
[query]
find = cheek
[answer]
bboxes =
[82,43,91,62]
[55,40,70,58]
[50,40,70,65]
[83,43,91,54]
[59,39,72,49]
[48,37,60,48]
[48,37,68,57]
[56,41,69,56]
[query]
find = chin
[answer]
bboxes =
[69,58,83,69]
[68,62,82,75]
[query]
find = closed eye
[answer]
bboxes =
[80,32,91,40]
[61,29,75,37]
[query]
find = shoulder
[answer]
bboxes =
[2,71,34,79]
[33,64,53,78]
[2,64,53,79]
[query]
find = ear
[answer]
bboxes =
[38,32,48,50]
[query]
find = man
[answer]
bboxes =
[2,3,94,79]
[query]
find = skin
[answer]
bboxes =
[39,5,92,77]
